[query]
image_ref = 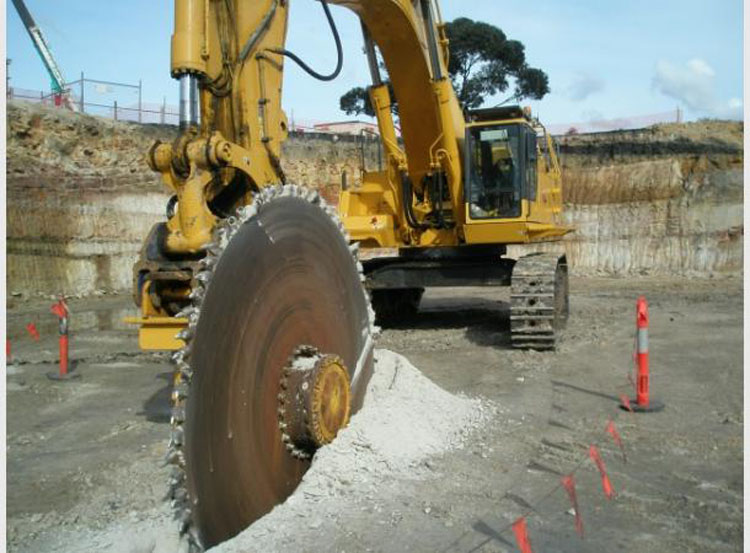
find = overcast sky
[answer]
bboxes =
[5,0,744,126]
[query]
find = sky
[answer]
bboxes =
[4,0,744,126]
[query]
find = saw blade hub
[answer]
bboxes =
[280,346,352,457]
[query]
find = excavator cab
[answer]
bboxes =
[467,125,524,219]
[462,105,565,245]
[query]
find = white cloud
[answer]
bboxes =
[653,58,742,119]
[567,73,605,102]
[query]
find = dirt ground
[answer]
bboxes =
[5,276,742,552]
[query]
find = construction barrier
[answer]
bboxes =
[623,296,663,412]
[636,296,650,407]
[47,297,79,381]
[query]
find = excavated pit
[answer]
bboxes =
[5,103,742,553]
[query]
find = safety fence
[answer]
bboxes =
[8,76,685,137]
[8,72,181,125]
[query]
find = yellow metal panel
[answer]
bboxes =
[464,221,530,245]
[344,215,398,247]
[124,317,187,351]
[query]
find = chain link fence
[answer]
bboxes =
[7,74,686,135]
[7,72,180,125]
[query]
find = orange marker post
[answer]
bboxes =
[635,296,649,407]
[622,296,662,412]
[47,297,79,381]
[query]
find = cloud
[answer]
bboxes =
[653,58,742,119]
[566,73,605,102]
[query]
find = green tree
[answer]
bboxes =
[339,17,549,116]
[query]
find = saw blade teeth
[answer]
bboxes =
[244,205,258,220]
[195,271,212,286]
[179,368,193,382]
[177,510,192,534]
[176,306,197,319]
[304,188,318,203]
[200,256,217,270]
[170,427,184,446]
[171,487,188,503]
[170,465,186,483]
[173,383,189,399]
[165,449,184,467]
[172,406,186,422]
[176,328,193,341]
[187,530,203,552]
[181,343,193,358]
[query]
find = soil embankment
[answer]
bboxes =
[6,101,742,296]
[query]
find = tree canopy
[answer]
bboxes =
[339,17,549,117]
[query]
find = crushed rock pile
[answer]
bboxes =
[216,348,491,552]
[47,349,491,553]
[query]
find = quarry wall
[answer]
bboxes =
[509,121,743,276]
[6,101,743,297]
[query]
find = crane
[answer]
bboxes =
[11,0,76,110]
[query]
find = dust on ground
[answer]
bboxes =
[6,276,742,552]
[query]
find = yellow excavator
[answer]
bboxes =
[129,0,571,549]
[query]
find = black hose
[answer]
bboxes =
[268,0,343,82]
[401,172,429,230]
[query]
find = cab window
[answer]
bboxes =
[467,125,523,219]
[526,131,537,202]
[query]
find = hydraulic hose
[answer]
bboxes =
[268,0,343,82]
[401,172,429,230]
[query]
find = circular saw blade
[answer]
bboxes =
[176,187,374,548]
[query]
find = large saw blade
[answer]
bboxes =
[172,186,375,549]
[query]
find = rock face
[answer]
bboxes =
[509,121,743,277]
[6,101,379,296]
[6,101,742,297]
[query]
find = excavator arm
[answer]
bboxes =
[151,0,465,253]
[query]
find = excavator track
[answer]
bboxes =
[510,253,568,350]
[370,287,424,326]
[166,185,377,551]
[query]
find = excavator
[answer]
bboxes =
[129,0,571,549]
